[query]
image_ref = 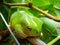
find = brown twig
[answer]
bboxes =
[13,38,45,45]
[0,2,28,6]
[0,29,10,41]
[26,37,46,45]
[28,3,60,22]
[0,2,60,21]
[0,30,46,45]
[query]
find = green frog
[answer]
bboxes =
[9,10,43,39]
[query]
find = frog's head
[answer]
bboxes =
[10,10,43,37]
[20,14,43,36]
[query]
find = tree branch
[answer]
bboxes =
[26,37,46,45]
[0,2,28,6]
[0,2,60,21]
[0,29,10,41]
[0,30,46,45]
[28,3,60,22]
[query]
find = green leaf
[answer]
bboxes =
[41,26,55,43]
[55,15,60,18]
[40,17,60,36]
[0,4,9,30]
[54,2,60,15]
[32,0,50,7]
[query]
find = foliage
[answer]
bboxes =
[0,0,60,45]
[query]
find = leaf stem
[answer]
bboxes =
[47,36,60,45]
[0,2,60,22]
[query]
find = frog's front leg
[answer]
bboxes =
[14,24,28,39]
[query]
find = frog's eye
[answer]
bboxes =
[27,26,32,31]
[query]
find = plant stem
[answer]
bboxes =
[47,36,60,45]
[1,2,60,21]
[26,38,46,45]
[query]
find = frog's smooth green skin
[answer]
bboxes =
[10,10,43,39]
